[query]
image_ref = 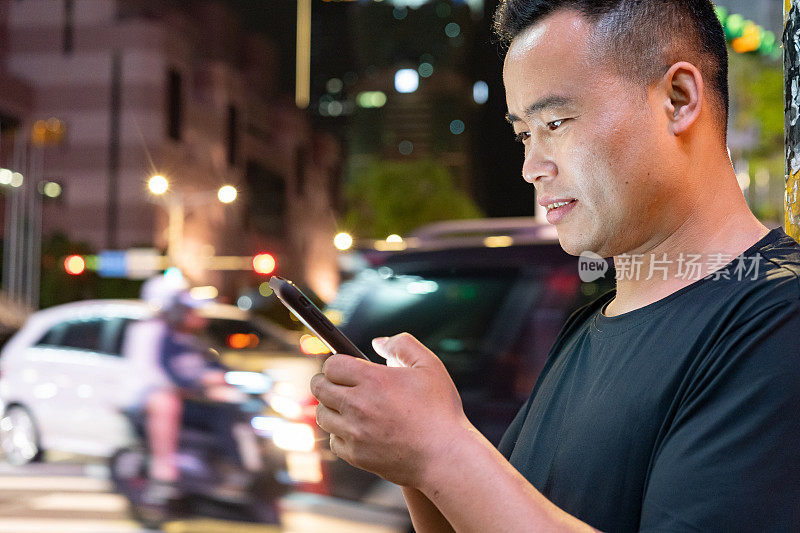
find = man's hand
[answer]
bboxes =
[310,332,472,488]
[312,333,601,533]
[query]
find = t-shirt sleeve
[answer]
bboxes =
[639,299,800,532]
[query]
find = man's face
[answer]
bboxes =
[503,10,677,257]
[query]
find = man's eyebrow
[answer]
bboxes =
[505,95,574,123]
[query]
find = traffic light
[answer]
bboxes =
[64,255,86,275]
[252,253,276,275]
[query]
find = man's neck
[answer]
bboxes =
[604,187,770,318]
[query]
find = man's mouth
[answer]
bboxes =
[546,199,577,211]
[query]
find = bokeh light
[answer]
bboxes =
[148,175,168,195]
[334,232,354,251]
[394,69,419,93]
[418,62,434,78]
[217,185,237,204]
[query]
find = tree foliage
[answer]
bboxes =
[728,51,784,221]
[729,52,783,160]
[343,158,483,239]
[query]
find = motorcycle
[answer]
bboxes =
[109,392,286,529]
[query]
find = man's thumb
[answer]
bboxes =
[372,333,433,368]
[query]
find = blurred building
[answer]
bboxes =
[311,0,535,218]
[0,8,32,157]
[0,0,342,301]
[324,1,476,188]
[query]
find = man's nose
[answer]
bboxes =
[522,150,557,184]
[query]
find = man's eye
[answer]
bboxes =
[514,131,530,143]
[547,119,566,131]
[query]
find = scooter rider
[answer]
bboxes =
[145,291,229,492]
[125,275,232,502]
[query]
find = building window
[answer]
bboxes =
[63,0,74,54]
[295,145,306,195]
[227,105,238,166]
[166,69,183,141]
[245,161,286,238]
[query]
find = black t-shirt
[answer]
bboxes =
[498,228,800,532]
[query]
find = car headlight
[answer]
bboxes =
[269,394,303,419]
[224,371,271,394]
[273,421,316,453]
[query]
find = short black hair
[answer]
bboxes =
[493,0,729,136]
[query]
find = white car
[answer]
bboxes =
[0,299,317,466]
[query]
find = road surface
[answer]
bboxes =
[0,457,408,533]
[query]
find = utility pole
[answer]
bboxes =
[296,0,311,109]
[785,0,800,240]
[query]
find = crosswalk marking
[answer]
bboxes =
[281,512,401,533]
[0,518,145,532]
[164,519,281,532]
[29,492,129,512]
[0,466,408,533]
[0,476,111,491]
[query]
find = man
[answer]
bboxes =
[311,1,800,531]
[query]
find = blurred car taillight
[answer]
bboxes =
[227,333,260,349]
[300,396,318,427]
[546,269,581,296]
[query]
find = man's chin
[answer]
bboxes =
[555,230,607,257]
[555,231,590,257]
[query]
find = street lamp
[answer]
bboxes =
[147,175,238,267]
[217,185,237,204]
[334,232,353,251]
[148,175,169,195]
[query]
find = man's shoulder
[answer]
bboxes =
[686,229,800,361]
[736,228,800,305]
[754,228,800,287]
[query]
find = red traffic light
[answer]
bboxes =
[252,253,276,275]
[64,255,86,275]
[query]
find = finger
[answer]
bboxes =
[372,333,438,369]
[309,373,348,412]
[371,337,402,367]
[323,353,374,386]
[315,403,347,435]
[329,433,348,461]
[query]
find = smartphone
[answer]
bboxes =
[269,276,372,361]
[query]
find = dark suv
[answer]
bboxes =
[332,219,613,445]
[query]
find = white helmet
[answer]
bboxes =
[140,272,190,310]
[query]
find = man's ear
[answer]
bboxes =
[662,61,703,136]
